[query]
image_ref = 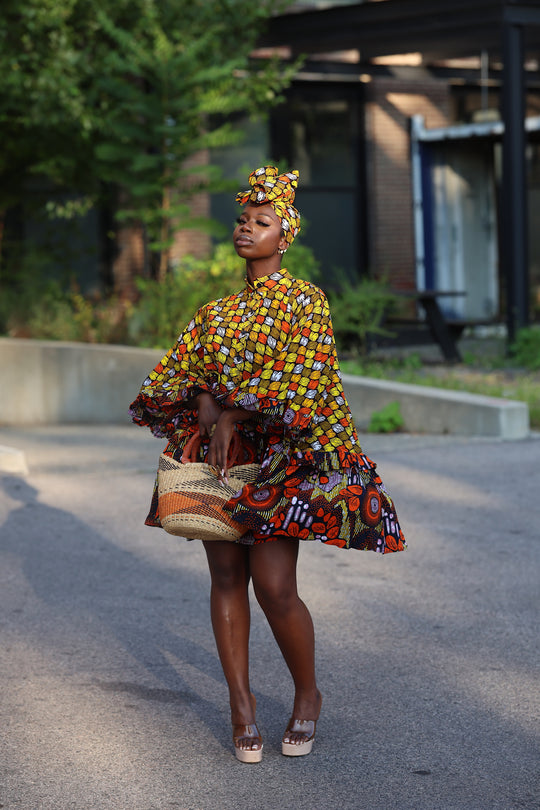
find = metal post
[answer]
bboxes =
[502,20,529,346]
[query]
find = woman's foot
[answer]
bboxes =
[231,693,263,763]
[282,689,322,757]
[232,722,263,763]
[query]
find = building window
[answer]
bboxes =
[270,83,365,285]
[210,83,365,286]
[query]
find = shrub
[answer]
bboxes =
[368,401,404,433]
[510,326,540,371]
[0,246,59,336]
[283,240,320,283]
[327,278,397,355]
[0,237,321,347]
[0,241,131,343]
[19,283,130,343]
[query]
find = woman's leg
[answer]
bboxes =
[249,539,322,743]
[202,540,261,753]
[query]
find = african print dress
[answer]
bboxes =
[129,270,406,554]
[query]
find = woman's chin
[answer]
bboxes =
[234,243,251,258]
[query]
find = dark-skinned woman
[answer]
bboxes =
[130,166,406,764]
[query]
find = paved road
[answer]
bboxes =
[0,425,538,810]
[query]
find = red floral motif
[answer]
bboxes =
[284,475,307,499]
[267,510,310,539]
[311,507,340,540]
[383,534,405,553]
[341,485,365,512]
[318,533,347,549]
[283,522,310,539]
[269,510,287,530]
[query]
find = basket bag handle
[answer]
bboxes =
[181,430,243,468]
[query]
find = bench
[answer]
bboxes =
[416,290,467,362]
[390,290,467,362]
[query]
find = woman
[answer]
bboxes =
[130,166,406,764]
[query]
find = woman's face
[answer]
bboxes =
[233,204,287,259]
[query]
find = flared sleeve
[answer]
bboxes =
[224,285,337,437]
[129,306,213,438]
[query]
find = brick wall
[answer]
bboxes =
[365,78,451,292]
[112,151,212,298]
[112,224,145,301]
[170,150,212,266]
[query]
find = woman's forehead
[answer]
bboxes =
[242,203,280,223]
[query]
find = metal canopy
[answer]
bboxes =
[259,0,540,340]
[260,0,540,62]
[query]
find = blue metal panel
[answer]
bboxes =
[420,143,436,290]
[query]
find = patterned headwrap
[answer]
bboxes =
[235,166,301,246]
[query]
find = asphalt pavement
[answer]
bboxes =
[0,424,538,810]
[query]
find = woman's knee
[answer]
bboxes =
[249,538,300,614]
[252,573,298,616]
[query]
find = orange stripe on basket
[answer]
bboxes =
[159,492,243,530]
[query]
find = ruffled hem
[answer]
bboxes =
[223,443,405,553]
[129,383,210,439]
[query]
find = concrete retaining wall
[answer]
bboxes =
[341,374,529,440]
[0,338,160,426]
[0,338,530,439]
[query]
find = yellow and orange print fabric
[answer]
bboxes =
[235,166,301,246]
[130,270,406,553]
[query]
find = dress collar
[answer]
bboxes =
[245,268,291,291]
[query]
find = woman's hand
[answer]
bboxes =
[207,406,253,482]
[207,410,238,476]
[194,393,253,480]
[195,392,222,439]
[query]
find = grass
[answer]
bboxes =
[339,342,540,430]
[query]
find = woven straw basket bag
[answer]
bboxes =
[157,432,260,541]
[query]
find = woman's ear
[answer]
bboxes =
[278,235,288,253]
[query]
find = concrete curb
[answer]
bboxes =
[0,445,29,475]
[341,374,530,440]
[0,337,530,440]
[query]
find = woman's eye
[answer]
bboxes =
[235,217,269,227]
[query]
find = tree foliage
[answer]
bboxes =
[0,0,293,275]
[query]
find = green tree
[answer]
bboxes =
[0,0,293,277]
[0,0,94,243]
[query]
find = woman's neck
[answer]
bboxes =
[245,257,283,284]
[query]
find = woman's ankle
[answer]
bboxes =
[291,687,322,720]
[230,690,257,725]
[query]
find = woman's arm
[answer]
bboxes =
[194,391,222,437]
[194,392,252,472]
[130,306,211,438]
